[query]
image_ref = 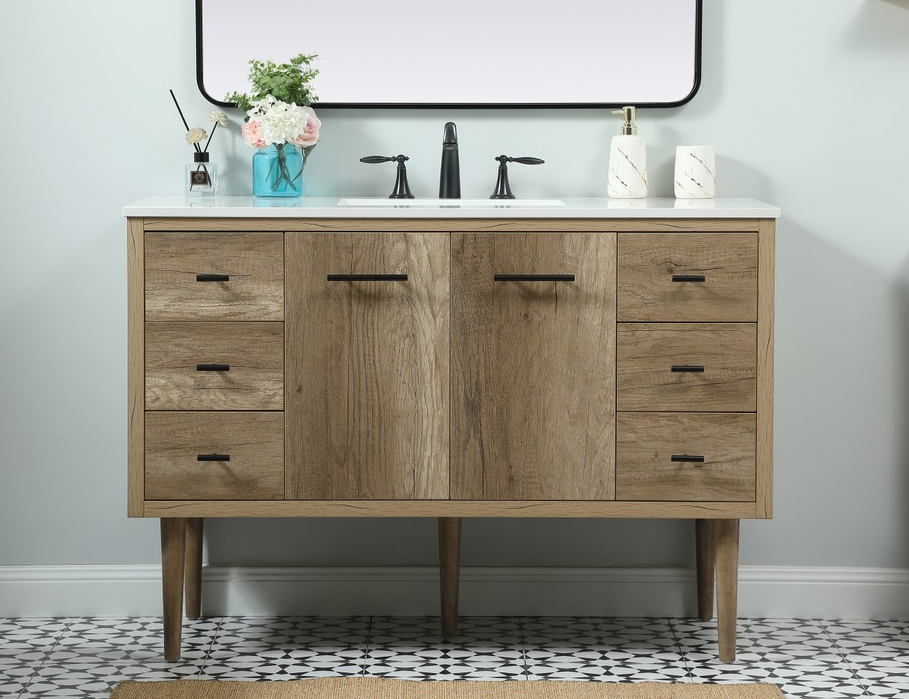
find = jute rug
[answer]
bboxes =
[111,678,785,699]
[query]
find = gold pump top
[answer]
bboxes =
[612,106,638,135]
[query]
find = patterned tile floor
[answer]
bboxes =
[1,616,907,699]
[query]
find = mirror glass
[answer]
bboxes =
[197,0,701,108]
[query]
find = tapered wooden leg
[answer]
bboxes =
[161,518,187,661]
[715,518,740,662]
[184,518,203,620]
[695,519,716,621]
[438,517,462,639]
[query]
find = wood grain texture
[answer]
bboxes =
[143,218,763,233]
[145,233,283,320]
[695,519,715,621]
[160,518,186,661]
[616,413,755,502]
[145,412,284,500]
[451,232,616,501]
[617,233,758,322]
[715,519,740,662]
[617,323,756,412]
[184,518,203,619]
[756,221,775,519]
[127,219,145,517]
[145,322,284,410]
[285,233,449,500]
[439,518,461,639]
[144,499,759,519]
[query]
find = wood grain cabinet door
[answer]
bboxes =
[285,233,449,500]
[451,232,616,501]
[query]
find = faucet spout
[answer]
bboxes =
[439,122,460,199]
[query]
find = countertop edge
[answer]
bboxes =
[123,197,781,220]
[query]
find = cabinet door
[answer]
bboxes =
[451,232,616,500]
[285,233,449,500]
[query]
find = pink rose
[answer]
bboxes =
[289,107,321,148]
[241,119,266,148]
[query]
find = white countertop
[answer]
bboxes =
[123,196,780,219]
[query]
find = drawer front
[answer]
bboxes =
[146,233,284,320]
[616,413,755,501]
[617,233,757,321]
[145,412,284,500]
[617,323,756,412]
[145,322,284,410]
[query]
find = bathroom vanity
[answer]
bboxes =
[124,196,778,663]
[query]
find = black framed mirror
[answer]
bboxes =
[197,0,701,109]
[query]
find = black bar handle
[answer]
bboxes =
[196,364,230,372]
[327,274,408,282]
[197,454,230,462]
[196,273,230,282]
[672,274,706,283]
[494,274,575,282]
[671,365,705,373]
[671,454,705,463]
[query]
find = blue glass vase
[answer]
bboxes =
[252,143,305,197]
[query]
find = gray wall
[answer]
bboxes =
[2,0,909,571]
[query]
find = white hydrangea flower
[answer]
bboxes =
[185,127,207,145]
[247,96,309,146]
[209,110,228,126]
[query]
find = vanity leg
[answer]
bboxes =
[161,518,186,661]
[438,517,462,639]
[184,518,203,620]
[695,519,715,621]
[715,518,740,662]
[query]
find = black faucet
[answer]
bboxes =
[439,122,460,199]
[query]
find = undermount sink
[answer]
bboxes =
[338,198,565,207]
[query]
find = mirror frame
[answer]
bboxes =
[196,0,702,109]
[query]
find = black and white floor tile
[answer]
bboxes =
[0,616,907,699]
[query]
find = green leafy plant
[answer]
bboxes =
[226,53,319,111]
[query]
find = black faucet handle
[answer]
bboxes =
[360,154,414,199]
[491,155,545,199]
[360,155,407,164]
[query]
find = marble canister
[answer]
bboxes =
[674,145,716,198]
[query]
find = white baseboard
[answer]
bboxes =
[2,564,907,619]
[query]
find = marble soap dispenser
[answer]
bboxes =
[607,106,648,199]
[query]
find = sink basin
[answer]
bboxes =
[338,198,565,207]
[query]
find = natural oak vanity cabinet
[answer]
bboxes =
[126,198,777,665]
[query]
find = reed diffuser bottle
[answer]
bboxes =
[186,151,219,196]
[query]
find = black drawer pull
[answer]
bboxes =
[671,365,705,373]
[196,364,230,372]
[327,274,408,282]
[672,274,706,283]
[494,274,575,282]
[671,454,705,463]
[197,454,230,462]
[196,273,230,282]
